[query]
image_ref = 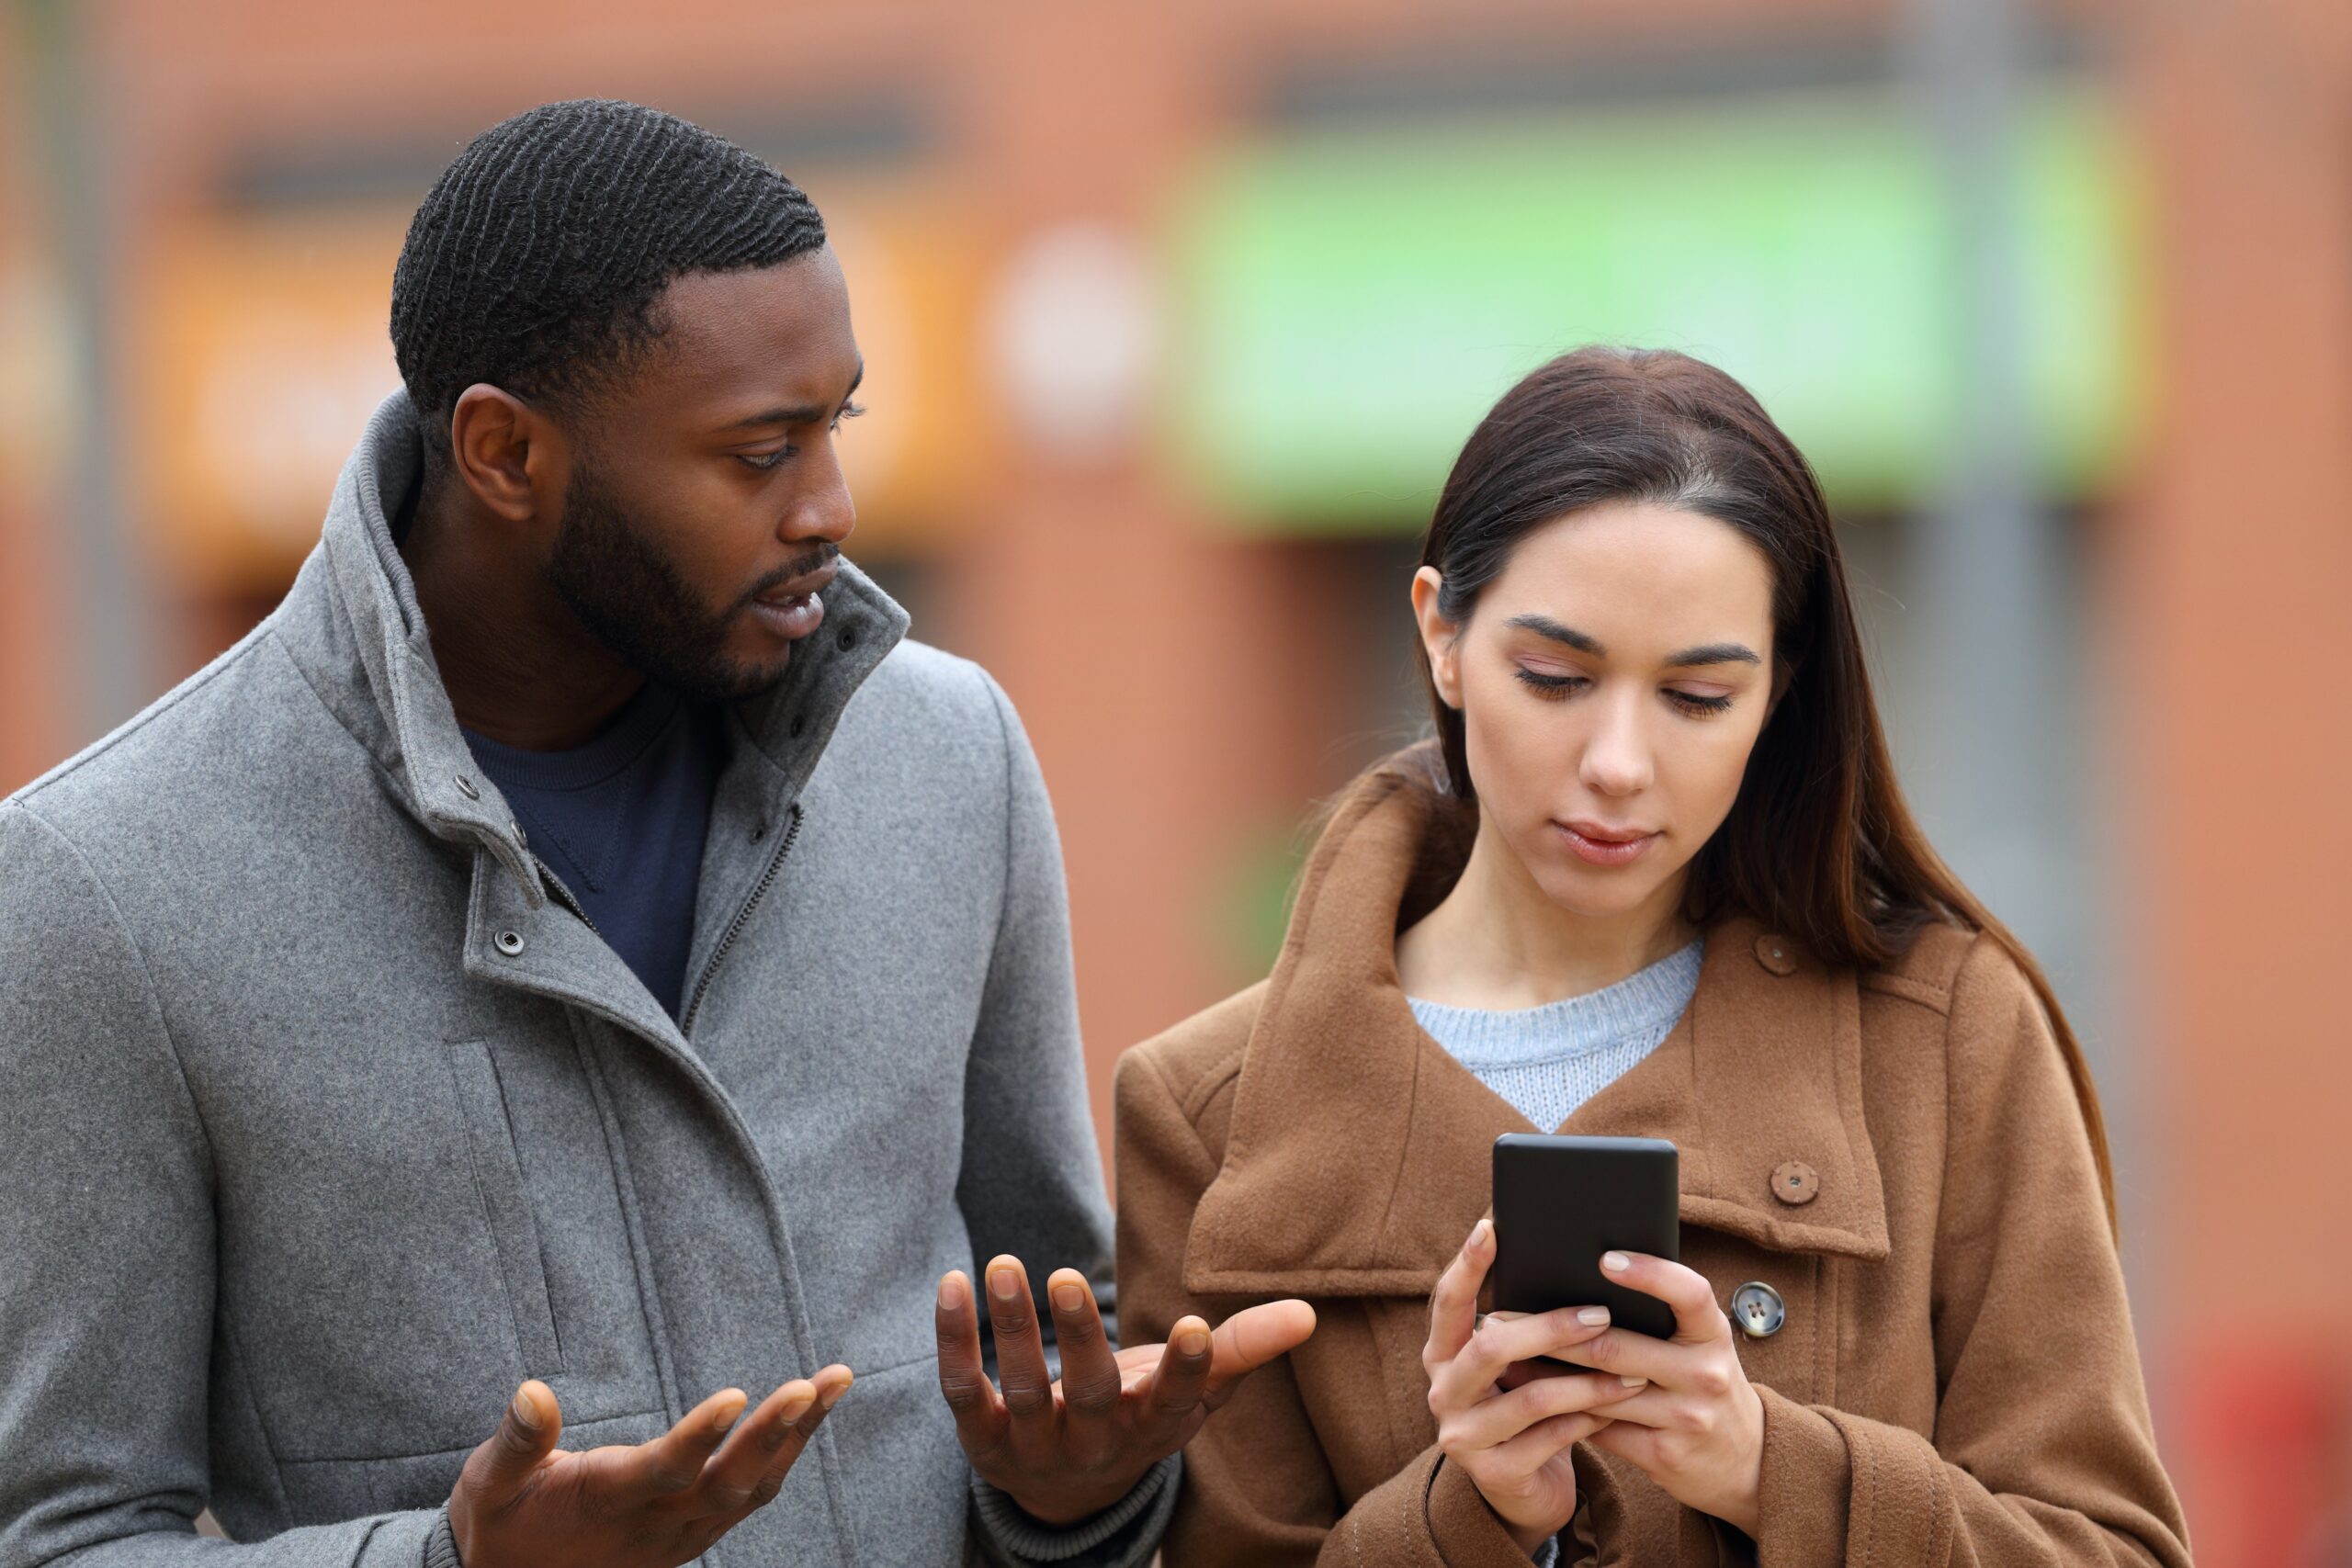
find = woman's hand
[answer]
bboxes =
[1424,1220,1645,1556]
[1568,1250,1766,1535]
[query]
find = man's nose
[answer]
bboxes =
[783,449,856,546]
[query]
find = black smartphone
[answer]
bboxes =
[1490,1134,1680,1348]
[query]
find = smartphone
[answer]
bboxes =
[1490,1134,1680,1348]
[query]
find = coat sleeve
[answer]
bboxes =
[1746,934,2193,1567]
[1114,1045,1542,1568]
[0,802,443,1568]
[955,674,1176,1568]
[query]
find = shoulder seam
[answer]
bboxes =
[1859,971,1954,1017]
[1,800,220,1190]
[8,617,274,807]
[1179,1044,1249,1126]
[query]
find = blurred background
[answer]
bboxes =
[2,0,2346,1560]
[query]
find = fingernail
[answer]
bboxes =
[1577,1306,1610,1326]
[1621,1375,1647,1389]
[1601,1251,1631,1273]
[510,1385,538,1429]
[820,1383,845,1411]
[1180,1327,1212,1355]
[1052,1282,1083,1313]
[989,1269,1019,1302]
[1472,1218,1493,1248]
[779,1395,812,1422]
[938,1274,964,1310]
[717,1396,746,1431]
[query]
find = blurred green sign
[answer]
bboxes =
[1163,90,2146,529]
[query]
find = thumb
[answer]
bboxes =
[476,1381,562,1492]
[1206,1300,1317,1398]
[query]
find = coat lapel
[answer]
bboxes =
[1182,757,1890,1302]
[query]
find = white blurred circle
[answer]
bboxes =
[985,220,1160,463]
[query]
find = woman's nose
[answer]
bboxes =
[1579,697,1654,797]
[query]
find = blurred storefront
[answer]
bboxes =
[3,2,2347,1559]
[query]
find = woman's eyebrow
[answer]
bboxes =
[1504,614,1605,655]
[1663,642,1763,668]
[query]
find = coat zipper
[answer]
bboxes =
[532,854,601,935]
[679,802,802,1038]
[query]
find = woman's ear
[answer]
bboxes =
[1411,567,1464,709]
[1766,656,1798,721]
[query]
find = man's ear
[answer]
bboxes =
[1411,566,1464,709]
[447,384,560,525]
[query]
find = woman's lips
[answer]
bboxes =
[750,590,827,640]
[1555,819,1660,867]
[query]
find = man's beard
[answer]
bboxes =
[545,460,830,705]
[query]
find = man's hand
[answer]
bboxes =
[448,1366,853,1568]
[934,1256,1315,1529]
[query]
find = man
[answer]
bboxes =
[0,100,1309,1568]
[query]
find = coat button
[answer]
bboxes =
[493,930,526,957]
[1771,1160,1820,1205]
[1753,933,1796,976]
[455,773,481,800]
[1731,1281,1786,1338]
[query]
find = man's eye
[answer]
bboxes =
[737,448,789,472]
[830,400,865,433]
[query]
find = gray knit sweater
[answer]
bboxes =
[1408,939,1703,1132]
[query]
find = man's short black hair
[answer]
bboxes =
[390,98,826,457]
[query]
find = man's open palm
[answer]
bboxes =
[934,1256,1316,1527]
[448,1366,852,1568]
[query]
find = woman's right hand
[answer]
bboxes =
[1423,1218,1640,1556]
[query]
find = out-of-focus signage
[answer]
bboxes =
[1164,89,2146,529]
[130,187,984,594]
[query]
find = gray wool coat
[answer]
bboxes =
[0,393,1172,1568]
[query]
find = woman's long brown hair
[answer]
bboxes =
[1415,346,2117,1235]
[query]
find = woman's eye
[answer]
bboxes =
[1514,669,1585,699]
[1666,688,1735,716]
[737,448,790,472]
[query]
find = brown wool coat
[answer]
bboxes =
[1114,759,2192,1567]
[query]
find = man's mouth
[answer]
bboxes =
[749,558,840,641]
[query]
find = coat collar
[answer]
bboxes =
[271,389,910,908]
[1182,755,1892,1300]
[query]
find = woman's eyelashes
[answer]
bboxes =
[1513,668,1586,697]
[1512,666,1736,716]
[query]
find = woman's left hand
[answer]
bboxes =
[1566,1251,1765,1536]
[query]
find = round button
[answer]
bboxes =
[493,930,526,957]
[1753,933,1796,976]
[1770,1160,1820,1206]
[455,773,481,801]
[1730,1281,1786,1338]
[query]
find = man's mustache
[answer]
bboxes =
[741,542,842,606]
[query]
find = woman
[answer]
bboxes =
[1113,348,2191,1565]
